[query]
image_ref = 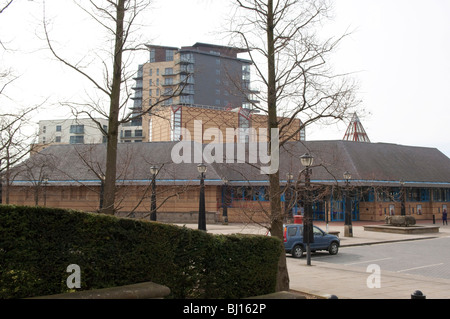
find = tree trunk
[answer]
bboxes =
[266,0,290,291]
[102,0,125,215]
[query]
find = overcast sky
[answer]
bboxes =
[1,0,449,157]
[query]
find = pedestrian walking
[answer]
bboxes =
[443,209,448,225]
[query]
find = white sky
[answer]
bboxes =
[1,0,449,157]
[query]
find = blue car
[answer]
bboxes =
[283,224,340,258]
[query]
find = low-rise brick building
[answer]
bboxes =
[6,140,450,224]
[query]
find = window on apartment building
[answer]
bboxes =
[180,53,194,63]
[149,79,152,86]
[171,107,182,141]
[164,67,173,75]
[150,69,153,76]
[166,50,175,61]
[42,126,46,134]
[150,49,155,63]
[165,78,173,85]
[131,117,142,126]
[56,125,61,132]
[162,98,173,106]
[124,130,132,137]
[134,99,142,109]
[69,136,84,144]
[135,130,143,137]
[70,125,84,134]
[157,68,160,76]
[55,136,61,143]
[180,95,194,104]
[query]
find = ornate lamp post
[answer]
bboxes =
[99,174,105,210]
[43,176,49,207]
[285,173,294,223]
[222,178,229,225]
[400,180,406,216]
[344,171,353,237]
[150,165,159,221]
[300,153,314,266]
[197,163,207,231]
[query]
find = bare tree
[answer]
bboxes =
[43,0,154,215]
[0,106,40,203]
[229,0,359,291]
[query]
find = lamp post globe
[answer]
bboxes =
[343,171,352,182]
[197,163,207,174]
[150,165,159,176]
[300,153,314,167]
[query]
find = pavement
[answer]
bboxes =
[178,220,450,299]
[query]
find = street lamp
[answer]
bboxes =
[99,174,105,211]
[150,165,159,221]
[43,175,49,207]
[343,171,353,237]
[222,178,229,225]
[400,180,406,216]
[285,173,294,223]
[197,163,207,231]
[300,153,314,266]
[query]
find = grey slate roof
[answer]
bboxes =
[12,141,450,188]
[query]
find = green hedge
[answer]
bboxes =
[0,205,282,299]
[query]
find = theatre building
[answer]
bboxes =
[5,140,450,223]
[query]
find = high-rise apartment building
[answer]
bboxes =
[126,42,265,143]
[132,42,258,113]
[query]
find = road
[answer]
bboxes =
[311,236,450,280]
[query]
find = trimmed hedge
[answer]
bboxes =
[0,205,282,299]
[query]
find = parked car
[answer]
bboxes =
[283,224,340,258]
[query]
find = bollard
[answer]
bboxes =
[411,290,426,299]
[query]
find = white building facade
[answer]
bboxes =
[38,118,109,145]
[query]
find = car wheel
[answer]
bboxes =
[328,242,339,255]
[292,245,304,258]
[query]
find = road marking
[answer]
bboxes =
[397,263,444,273]
[344,258,392,266]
